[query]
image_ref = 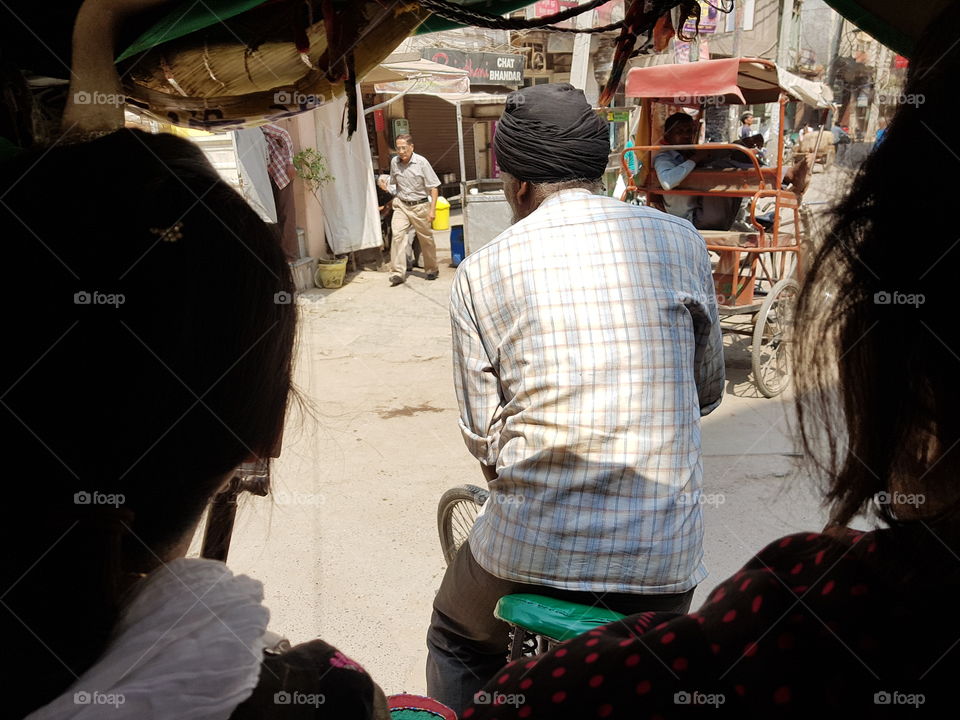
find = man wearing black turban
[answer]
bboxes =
[494,83,610,191]
[427,82,725,716]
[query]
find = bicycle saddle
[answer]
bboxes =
[494,593,626,643]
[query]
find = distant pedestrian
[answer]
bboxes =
[378,134,440,285]
[875,120,888,147]
[831,124,851,145]
[260,122,299,260]
[739,110,755,140]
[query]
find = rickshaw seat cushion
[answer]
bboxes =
[700,230,760,248]
[494,593,626,643]
[701,230,796,249]
[678,167,780,193]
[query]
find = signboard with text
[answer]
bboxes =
[533,0,579,29]
[421,48,526,86]
[683,0,720,34]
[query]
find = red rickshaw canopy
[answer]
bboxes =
[625,58,833,108]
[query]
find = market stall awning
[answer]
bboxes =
[361,59,470,85]
[433,92,511,105]
[371,85,510,104]
[625,58,834,108]
[777,67,835,109]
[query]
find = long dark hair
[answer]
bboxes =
[0,129,296,716]
[794,4,960,533]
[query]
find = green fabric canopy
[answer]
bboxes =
[117,0,535,63]
[413,1,534,34]
[117,0,266,62]
[823,0,953,58]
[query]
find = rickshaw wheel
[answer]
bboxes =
[438,484,489,566]
[752,278,800,398]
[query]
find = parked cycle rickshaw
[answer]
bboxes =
[621,58,833,397]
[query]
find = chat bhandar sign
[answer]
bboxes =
[420,48,526,87]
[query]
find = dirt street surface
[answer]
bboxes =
[215,166,859,697]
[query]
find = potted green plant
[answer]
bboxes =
[292,147,334,196]
[293,148,346,286]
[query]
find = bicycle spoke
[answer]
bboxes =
[451,504,478,545]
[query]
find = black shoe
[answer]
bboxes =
[754,212,776,230]
[425,271,438,280]
[389,275,404,286]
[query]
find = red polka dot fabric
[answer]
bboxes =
[462,529,956,717]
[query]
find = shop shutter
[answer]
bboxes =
[404,95,478,183]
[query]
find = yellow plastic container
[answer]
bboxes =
[432,196,450,230]
[315,257,348,288]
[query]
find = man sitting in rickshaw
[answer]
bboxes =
[653,112,744,230]
[653,111,810,232]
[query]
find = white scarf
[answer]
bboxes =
[26,558,270,720]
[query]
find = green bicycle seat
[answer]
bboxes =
[494,593,626,643]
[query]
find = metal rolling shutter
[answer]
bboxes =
[404,94,478,182]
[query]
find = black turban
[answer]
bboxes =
[494,83,609,184]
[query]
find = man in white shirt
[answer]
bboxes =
[426,83,724,715]
[378,134,441,285]
[653,112,742,230]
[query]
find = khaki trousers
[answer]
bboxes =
[390,200,437,275]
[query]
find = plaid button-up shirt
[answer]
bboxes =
[451,189,724,594]
[261,123,294,190]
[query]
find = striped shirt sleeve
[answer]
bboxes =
[450,268,501,466]
[689,248,725,415]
